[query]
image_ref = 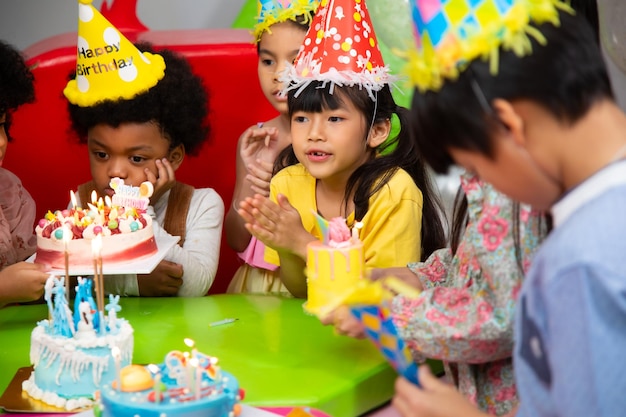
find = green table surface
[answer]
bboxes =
[0,294,397,417]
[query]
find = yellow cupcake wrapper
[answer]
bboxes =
[402,0,573,92]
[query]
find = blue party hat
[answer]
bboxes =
[401,0,573,92]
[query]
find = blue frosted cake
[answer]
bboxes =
[22,276,133,411]
[97,345,242,417]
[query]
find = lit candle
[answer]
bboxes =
[147,364,161,403]
[70,190,79,210]
[183,351,193,393]
[184,338,198,359]
[63,225,71,300]
[351,221,364,241]
[91,190,98,205]
[189,357,201,400]
[112,346,122,391]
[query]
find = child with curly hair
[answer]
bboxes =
[64,2,223,297]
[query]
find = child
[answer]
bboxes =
[63,1,224,297]
[329,173,548,415]
[0,40,50,307]
[390,1,626,417]
[226,0,318,295]
[238,0,446,298]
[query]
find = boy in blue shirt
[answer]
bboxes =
[390,1,626,416]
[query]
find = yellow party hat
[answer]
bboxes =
[63,0,166,107]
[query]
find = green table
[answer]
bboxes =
[0,294,396,417]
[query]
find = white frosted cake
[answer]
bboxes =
[22,276,133,411]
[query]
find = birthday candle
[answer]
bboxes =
[147,364,161,403]
[63,226,71,300]
[190,357,201,400]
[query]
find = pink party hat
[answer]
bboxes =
[281,0,392,100]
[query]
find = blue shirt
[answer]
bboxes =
[515,160,626,417]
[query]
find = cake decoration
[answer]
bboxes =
[97,340,243,417]
[305,215,364,317]
[34,177,158,271]
[22,275,133,411]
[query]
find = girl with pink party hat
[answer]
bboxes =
[237,0,446,298]
[225,0,319,295]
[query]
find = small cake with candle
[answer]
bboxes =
[34,177,158,271]
[97,341,242,417]
[22,276,134,411]
[304,216,365,317]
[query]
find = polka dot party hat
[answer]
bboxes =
[403,0,572,92]
[281,0,391,100]
[253,0,319,43]
[63,0,166,107]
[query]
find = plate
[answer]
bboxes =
[0,366,90,414]
[26,234,180,275]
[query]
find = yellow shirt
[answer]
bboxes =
[265,164,423,269]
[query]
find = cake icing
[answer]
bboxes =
[97,343,242,417]
[34,177,157,270]
[305,217,364,317]
[22,276,133,411]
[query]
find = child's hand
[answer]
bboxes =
[241,125,280,197]
[370,267,424,291]
[0,262,49,306]
[320,305,366,339]
[145,158,176,206]
[238,193,313,258]
[137,260,183,296]
[393,367,487,417]
[240,125,280,167]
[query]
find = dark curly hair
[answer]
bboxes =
[0,40,35,142]
[66,42,210,156]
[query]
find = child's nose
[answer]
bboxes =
[106,159,127,179]
[308,119,325,142]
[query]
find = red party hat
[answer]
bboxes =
[281,0,392,100]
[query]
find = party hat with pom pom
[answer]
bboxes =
[281,0,392,101]
[402,0,572,92]
[63,0,166,107]
[254,0,319,43]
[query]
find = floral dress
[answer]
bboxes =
[0,168,37,269]
[391,172,546,416]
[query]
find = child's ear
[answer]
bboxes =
[167,144,185,171]
[492,98,525,146]
[367,118,391,148]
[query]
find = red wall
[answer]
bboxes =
[5,28,276,294]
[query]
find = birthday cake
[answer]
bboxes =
[97,343,242,417]
[305,217,364,317]
[22,276,133,411]
[34,178,157,271]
